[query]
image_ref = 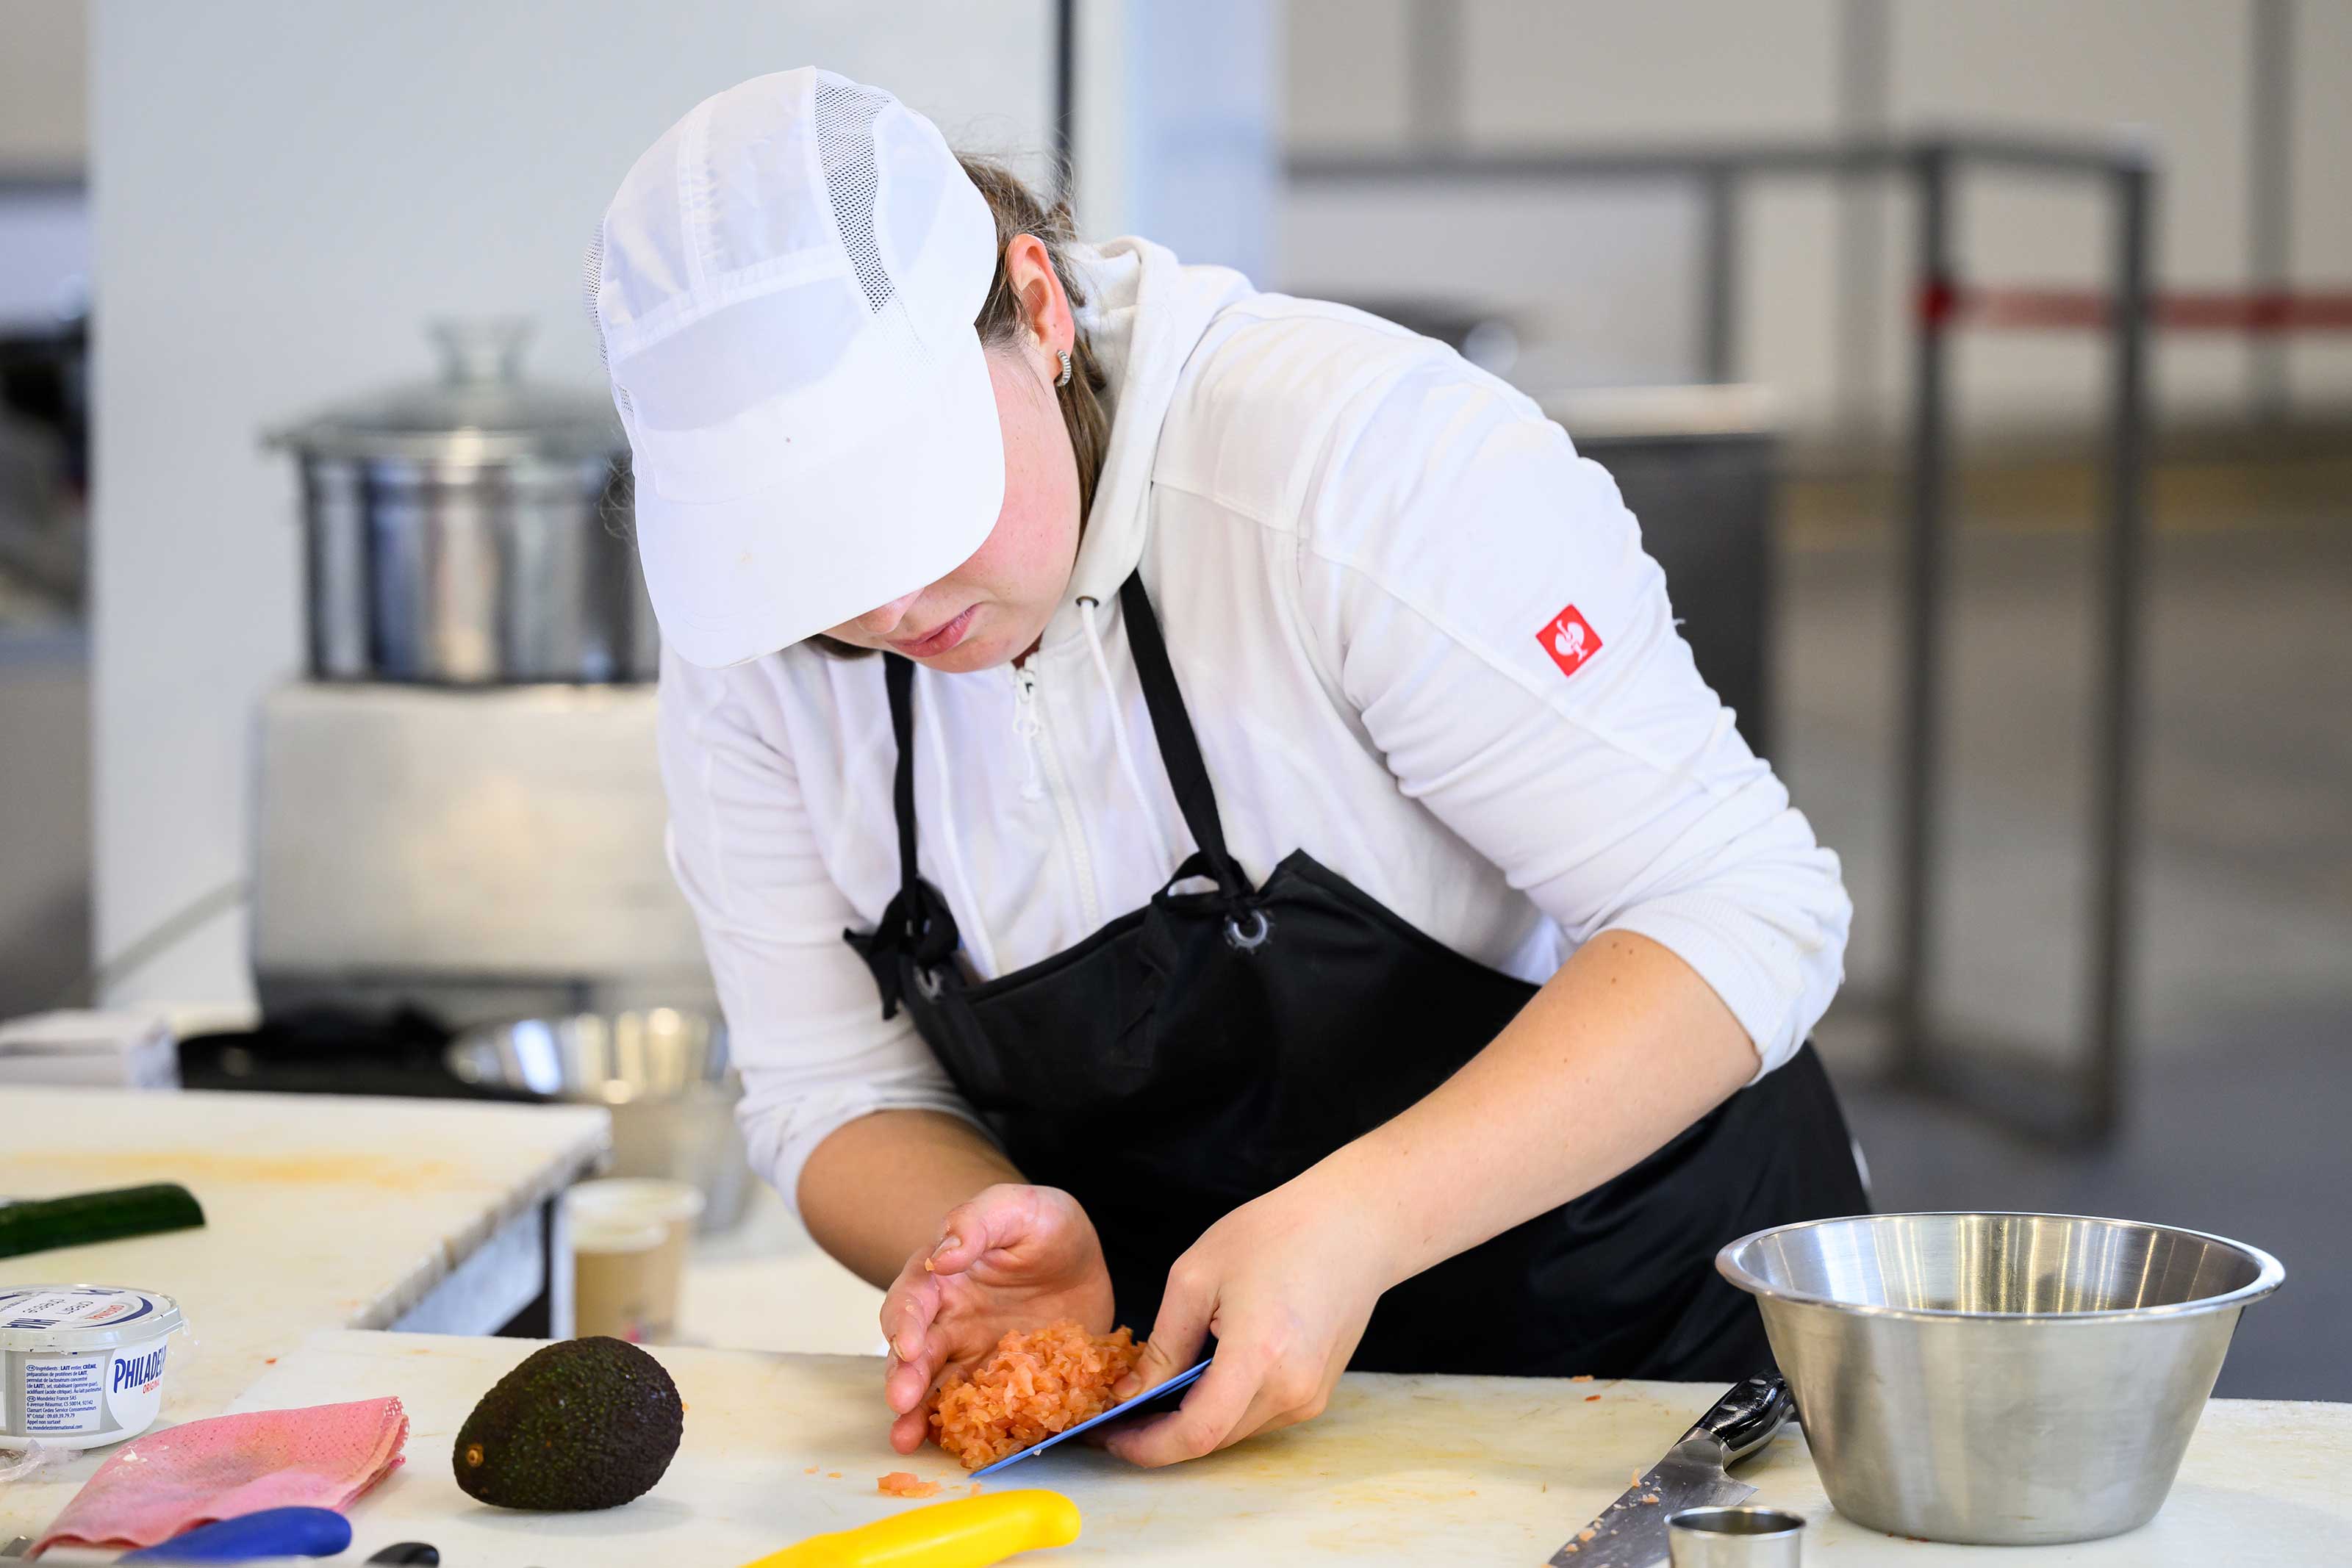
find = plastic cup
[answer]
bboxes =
[567,1179,704,1340]
[569,1216,666,1342]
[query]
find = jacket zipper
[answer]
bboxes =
[1013,662,1102,930]
[1012,665,1047,802]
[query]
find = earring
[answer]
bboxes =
[1055,349,1072,389]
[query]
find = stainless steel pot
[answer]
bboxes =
[270,320,649,684]
[446,1008,751,1233]
[1718,1212,2284,1547]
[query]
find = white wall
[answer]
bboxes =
[88,1,1057,1007]
[1280,0,2352,433]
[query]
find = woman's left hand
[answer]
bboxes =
[1101,1173,1394,1467]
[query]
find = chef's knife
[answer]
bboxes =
[1547,1372,1794,1567]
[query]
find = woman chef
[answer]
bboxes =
[588,68,1868,1467]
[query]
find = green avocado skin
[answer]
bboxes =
[452,1337,686,1511]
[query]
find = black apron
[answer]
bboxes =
[850,575,1868,1380]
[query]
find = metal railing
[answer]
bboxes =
[1289,133,2158,1141]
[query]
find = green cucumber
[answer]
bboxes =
[0,1183,207,1259]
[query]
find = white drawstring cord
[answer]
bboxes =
[1078,595,1179,876]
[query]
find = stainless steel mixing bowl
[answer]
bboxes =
[1718,1212,2282,1546]
[448,1009,751,1232]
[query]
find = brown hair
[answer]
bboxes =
[811,154,1111,658]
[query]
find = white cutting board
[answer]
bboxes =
[220,1331,2351,1566]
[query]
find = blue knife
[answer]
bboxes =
[969,1359,1212,1478]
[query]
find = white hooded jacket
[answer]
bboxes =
[657,238,1852,1217]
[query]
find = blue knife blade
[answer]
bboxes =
[968,1359,1211,1478]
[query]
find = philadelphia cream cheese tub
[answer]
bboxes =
[1,1286,186,1450]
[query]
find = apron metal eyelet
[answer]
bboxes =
[1224,909,1271,951]
[915,965,947,1001]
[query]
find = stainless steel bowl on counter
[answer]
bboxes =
[1718,1212,2283,1547]
[448,1009,751,1233]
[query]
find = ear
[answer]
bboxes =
[1003,233,1075,381]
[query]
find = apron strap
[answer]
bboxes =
[848,654,960,1018]
[884,653,922,902]
[1116,574,1249,900]
[861,574,1250,1009]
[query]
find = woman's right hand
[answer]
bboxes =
[879,1183,1116,1454]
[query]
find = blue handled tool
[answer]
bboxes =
[969,1359,1211,1478]
[119,1506,353,1562]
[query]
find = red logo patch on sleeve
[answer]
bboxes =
[1536,603,1604,679]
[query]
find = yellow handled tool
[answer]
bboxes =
[736,1489,1082,1568]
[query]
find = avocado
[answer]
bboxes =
[452,1337,684,1511]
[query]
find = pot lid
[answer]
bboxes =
[268,318,625,464]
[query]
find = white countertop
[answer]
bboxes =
[0,1087,608,1541]
[189,1330,2352,1566]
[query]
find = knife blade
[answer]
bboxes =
[1548,1373,1794,1567]
[968,1358,1211,1477]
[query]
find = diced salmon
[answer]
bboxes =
[927,1320,1144,1470]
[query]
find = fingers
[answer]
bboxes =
[1102,1242,1353,1467]
[1105,1334,1340,1467]
[924,1184,1036,1279]
[884,1352,942,1418]
[1238,1358,1336,1442]
[889,1406,930,1454]
[1102,1255,1226,1465]
[879,1259,944,1415]
[1113,1258,1214,1401]
[881,1185,1054,1418]
[921,1201,985,1279]
[1103,1343,1257,1467]
[878,1183,1114,1453]
[880,1262,939,1359]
